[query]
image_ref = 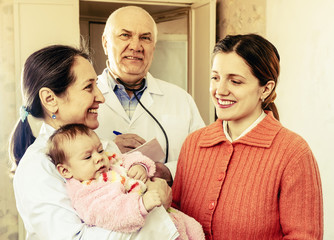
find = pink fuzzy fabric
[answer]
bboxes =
[122,151,156,177]
[169,208,205,240]
[66,178,145,232]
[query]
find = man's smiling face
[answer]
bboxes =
[103,7,156,84]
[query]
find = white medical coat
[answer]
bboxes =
[13,123,178,240]
[96,70,205,178]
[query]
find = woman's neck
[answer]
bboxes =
[44,115,60,130]
[226,110,265,141]
[226,122,244,141]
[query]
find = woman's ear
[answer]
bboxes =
[57,164,73,179]
[39,87,58,113]
[262,80,276,99]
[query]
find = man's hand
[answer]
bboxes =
[154,162,173,186]
[114,133,146,153]
[146,178,172,210]
[128,164,148,183]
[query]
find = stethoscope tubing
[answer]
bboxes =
[117,77,169,164]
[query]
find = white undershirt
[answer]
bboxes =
[223,111,267,142]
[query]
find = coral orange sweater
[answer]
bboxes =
[172,112,323,240]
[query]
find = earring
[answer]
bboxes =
[261,97,265,103]
[52,113,56,119]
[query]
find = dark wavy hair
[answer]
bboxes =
[9,45,90,168]
[213,34,280,120]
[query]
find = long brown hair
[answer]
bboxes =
[9,45,90,168]
[213,34,280,120]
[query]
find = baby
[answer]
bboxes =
[47,123,204,239]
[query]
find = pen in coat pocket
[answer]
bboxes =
[113,130,122,136]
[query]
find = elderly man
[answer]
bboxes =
[96,6,204,185]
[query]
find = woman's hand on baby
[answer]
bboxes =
[128,164,148,182]
[142,190,162,212]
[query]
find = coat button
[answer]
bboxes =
[217,173,224,181]
[209,201,215,210]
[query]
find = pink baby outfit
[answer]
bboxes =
[66,151,204,239]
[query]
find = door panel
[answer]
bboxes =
[189,0,216,124]
[14,0,80,108]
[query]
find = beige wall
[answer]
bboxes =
[217,0,266,39]
[267,0,334,239]
[0,0,19,239]
[217,0,334,239]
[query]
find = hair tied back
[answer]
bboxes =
[20,106,29,123]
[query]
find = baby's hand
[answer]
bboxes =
[142,190,162,212]
[128,164,148,182]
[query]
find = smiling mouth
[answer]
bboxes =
[218,99,235,106]
[88,108,98,114]
[125,56,143,61]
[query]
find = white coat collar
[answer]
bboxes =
[97,69,163,122]
[98,69,163,96]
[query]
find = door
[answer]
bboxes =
[189,0,216,124]
[14,0,80,108]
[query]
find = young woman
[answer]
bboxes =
[10,45,176,239]
[172,34,323,240]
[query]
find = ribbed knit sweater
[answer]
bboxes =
[172,112,323,240]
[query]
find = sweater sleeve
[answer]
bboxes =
[279,139,323,239]
[122,151,156,177]
[66,178,146,233]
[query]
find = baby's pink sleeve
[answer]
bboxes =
[122,152,156,177]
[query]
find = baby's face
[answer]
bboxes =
[63,133,111,181]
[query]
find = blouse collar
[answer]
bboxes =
[199,111,282,149]
[223,111,267,142]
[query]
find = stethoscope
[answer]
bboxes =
[108,67,169,164]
